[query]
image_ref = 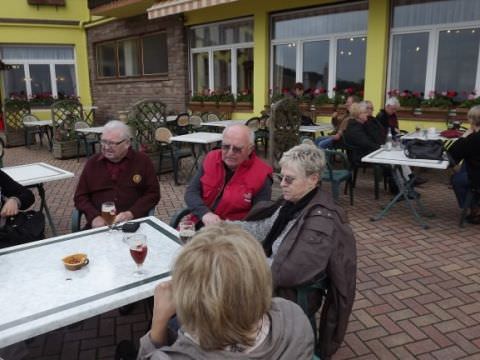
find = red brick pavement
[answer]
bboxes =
[2,145,480,359]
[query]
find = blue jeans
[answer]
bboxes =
[315,136,334,149]
[451,164,470,208]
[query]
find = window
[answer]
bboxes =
[0,45,77,100]
[389,0,480,100]
[189,18,254,97]
[271,3,368,95]
[96,32,168,78]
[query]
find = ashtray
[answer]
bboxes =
[62,253,89,271]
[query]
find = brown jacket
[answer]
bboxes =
[245,188,356,359]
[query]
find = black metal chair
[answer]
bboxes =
[22,114,45,148]
[155,128,194,185]
[321,148,354,205]
[74,121,100,161]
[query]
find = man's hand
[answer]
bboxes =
[0,198,20,217]
[202,212,221,226]
[150,281,176,345]
[115,211,134,223]
[92,215,107,228]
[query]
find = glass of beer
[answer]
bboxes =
[179,219,195,244]
[124,233,148,276]
[101,201,116,232]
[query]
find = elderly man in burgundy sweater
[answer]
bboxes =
[74,120,160,228]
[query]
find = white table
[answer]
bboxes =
[22,120,52,127]
[362,148,449,228]
[202,119,247,128]
[75,126,105,135]
[2,163,75,236]
[299,124,334,134]
[170,132,223,175]
[0,216,181,348]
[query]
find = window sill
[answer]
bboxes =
[94,76,170,85]
[397,106,468,122]
[188,101,254,113]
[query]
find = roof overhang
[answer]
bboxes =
[90,0,156,18]
[147,0,239,20]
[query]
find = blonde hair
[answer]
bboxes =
[172,223,272,350]
[467,105,480,127]
[279,143,325,178]
[349,102,368,119]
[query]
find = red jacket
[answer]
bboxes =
[200,150,272,220]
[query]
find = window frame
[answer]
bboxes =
[189,17,254,97]
[1,45,78,100]
[270,30,367,97]
[95,31,168,79]
[387,19,480,99]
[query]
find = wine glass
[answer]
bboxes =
[179,219,195,244]
[101,201,116,232]
[124,233,148,276]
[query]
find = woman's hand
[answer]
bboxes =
[150,281,176,345]
[0,198,20,217]
[202,212,221,226]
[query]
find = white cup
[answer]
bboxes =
[428,127,436,135]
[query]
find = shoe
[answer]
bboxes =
[115,340,137,360]
[466,215,480,224]
[413,176,428,186]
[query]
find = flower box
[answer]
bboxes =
[52,140,85,160]
[418,107,449,120]
[314,104,335,117]
[235,102,253,112]
[187,101,203,113]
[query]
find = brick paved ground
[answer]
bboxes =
[2,144,480,360]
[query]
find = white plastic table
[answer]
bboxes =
[202,119,247,128]
[0,216,181,348]
[2,163,74,235]
[299,124,334,134]
[362,148,449,228]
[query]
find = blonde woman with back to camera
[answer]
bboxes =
[137,223,315,360]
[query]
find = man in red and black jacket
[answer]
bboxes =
[185,124,273,227]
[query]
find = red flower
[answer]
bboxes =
[282,88,290,94]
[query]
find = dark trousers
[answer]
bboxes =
[451,164,470,208]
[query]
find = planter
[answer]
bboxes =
[418,107,449,120]
[450,108,469,122]
[235,102,254,112]
[187,101,203,113]
[397,106,415,119]
[4,130,26,147]
[218,102,234,113]
[52,140,85,159]
[314,103,335,116]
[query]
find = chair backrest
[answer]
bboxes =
[246,117,260,132]
[206,113,220,122]
[189,115,203,129]
[155,127,173,143]
[176,113,190,127]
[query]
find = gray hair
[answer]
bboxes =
[222,124,255,146]
[279,143,326,178]
[385,97,400,108]
[350,101,369,118]
[103,120,131,140]
[467,105,480,127]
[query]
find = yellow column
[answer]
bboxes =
[253,10,269,116]
[364,0,390,110]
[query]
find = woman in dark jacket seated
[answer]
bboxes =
[137,223,315,360]
[234,144,357,359]
[0,170,35,247]
[448,105,480,222]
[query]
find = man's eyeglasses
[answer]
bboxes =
[274,173,296,185]
[101,139,126,147]
[221,143,243,154]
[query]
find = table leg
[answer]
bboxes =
[370,165,431,229]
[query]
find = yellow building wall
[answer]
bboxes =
[0,0,93,117]
[185,0,338,119]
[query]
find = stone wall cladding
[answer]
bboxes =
[86,14,188,122]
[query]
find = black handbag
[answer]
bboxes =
[404,139,445,161]
[0,210,45,248]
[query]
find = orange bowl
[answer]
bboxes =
[62,253,89,271]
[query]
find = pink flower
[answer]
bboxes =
[468,94,476,100]
[428,90,436,98]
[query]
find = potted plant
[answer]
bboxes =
[218,92,235,113]
[419,90,459,119]
[51,100,85,159]
[188,92,205,112]
[388,89,423,117]
[311,87,334,116]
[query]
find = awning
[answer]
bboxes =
[148,0,239,19]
